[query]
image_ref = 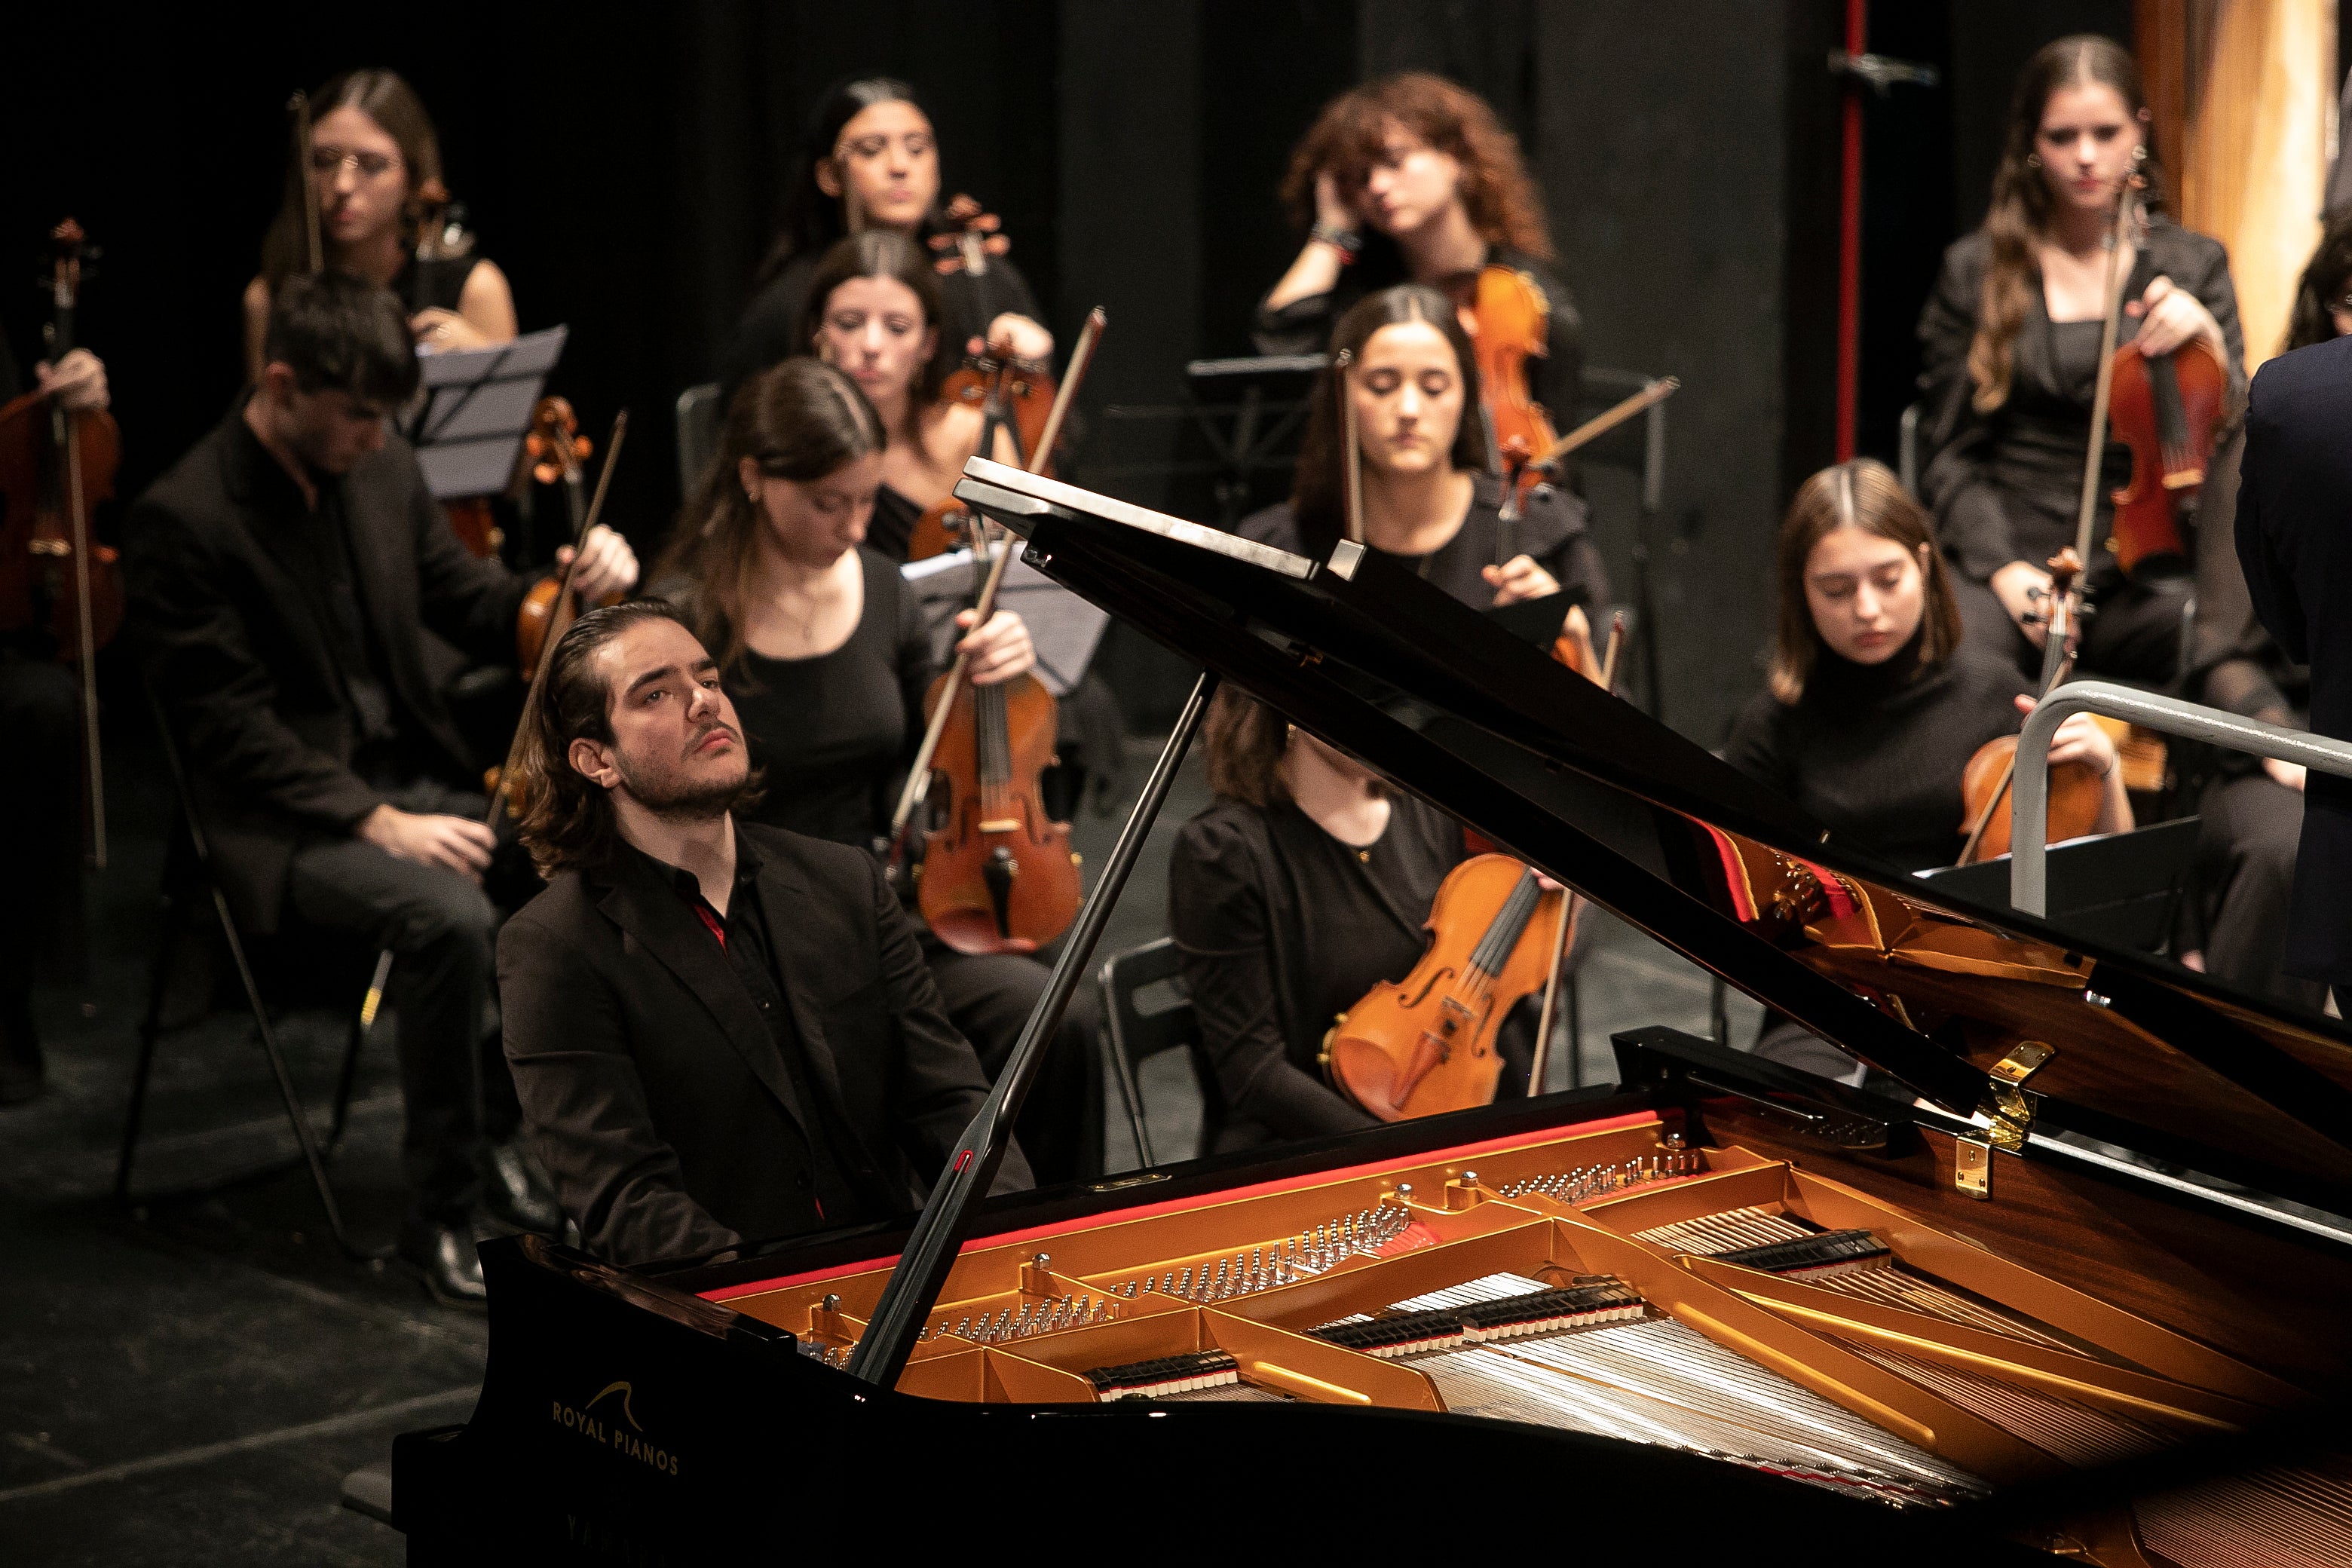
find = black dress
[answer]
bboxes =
[1916,217,2246,685]
[669,551,1101,1184]
[1240,473,1607,619]
[1168,792,1468,1152]
[1722,631,2029,876]
[718,246,1043,409]
[1253,243,1583,452]
[397,253,482,316]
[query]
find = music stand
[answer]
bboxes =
[1914,817,2199,954]
[406,325,568,502]
[902,545,1110,697]
[1182,354,1325,529]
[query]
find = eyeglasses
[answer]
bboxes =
[310,146,403,179]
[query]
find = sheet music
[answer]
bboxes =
[903,545,1110,697]
[409,325,568,500]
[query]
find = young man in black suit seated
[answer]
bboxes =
[496,601,1030,1267]
[126,273,639,1301]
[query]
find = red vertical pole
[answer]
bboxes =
[1836,0,1866,462]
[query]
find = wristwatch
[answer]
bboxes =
[1309,222,1363,259]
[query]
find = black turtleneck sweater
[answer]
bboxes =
[1723,632,2030,873]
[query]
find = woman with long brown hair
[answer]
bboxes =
[719,77,1051,403]
[1916,35,2240,687]
[652,358,1098,1184]
[798,231,1018,560]
[1245,284,1603,634]
[1167,688,1479,1153]
[1725,460,2130,1085]
[1257,72,1580,450]
[242,69,516,379]
[1726,459,2127,877]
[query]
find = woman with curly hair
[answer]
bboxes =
[1256,73,1580,453]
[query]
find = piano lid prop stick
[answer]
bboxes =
[850,671,1221,1386]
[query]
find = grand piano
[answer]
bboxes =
[394,460,2352,1563]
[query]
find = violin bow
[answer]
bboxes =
[2070,173,2142,574]
[485,409,628,827]
[289,91,323,275]
[1338,349,1364,544]
[1531,376,1679,474]
[887,309,1107,844]
[1527,614,1621,1090]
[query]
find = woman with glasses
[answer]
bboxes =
[718,77,1052,405]
[243,69,516,379]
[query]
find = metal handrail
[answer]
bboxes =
[2011,680,2352,915]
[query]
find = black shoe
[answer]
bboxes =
[398,1220,487,1307]
[479,1141,564,1235]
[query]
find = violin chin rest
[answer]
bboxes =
[924,906,1041,957]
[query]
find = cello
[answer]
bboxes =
[0,219,124,867]
[887,311,1105,953]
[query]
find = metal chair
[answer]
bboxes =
[117,681,393,1260]
[1096,937,1220,1165]
[675,382,723,500]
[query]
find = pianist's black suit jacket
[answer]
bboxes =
[498,822,1031,1266]
[2235,334,2352,985]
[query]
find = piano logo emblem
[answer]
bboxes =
[553,1379,681,1476]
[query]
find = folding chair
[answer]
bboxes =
[1096,937,1223,1165]
[116,681,393,1260]
[675,382,724,500]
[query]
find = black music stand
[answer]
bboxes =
[1181,354,1325,529]
[1915,817,2200,954]
[407,326,568,556]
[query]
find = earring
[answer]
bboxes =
[2024,153,2043,170]
[2132,144,2148,163]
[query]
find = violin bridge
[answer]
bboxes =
[978,818,1022,835]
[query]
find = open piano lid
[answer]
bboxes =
[954,458,2352,1219]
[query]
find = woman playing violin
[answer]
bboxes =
[1917,36,2241,688]
[1726,459,2130,874]
[798,231,1018,562]
[652,357,1096,1184]
[721,77,1052,404]
[1170,688,1536,1154]
[1257,73,1580,446]
[1244,284,1604,636]
[243,69,516,379]
[1724,459,2130,1084]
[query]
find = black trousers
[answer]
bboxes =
[925,942,1101,1187]
[286,780,513,1223]
[2196,771,2328,1013]
[1952,571,2194,688]
[0,651,81,1055]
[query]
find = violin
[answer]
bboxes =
[0,218,124,866]
[2104,335,2228,576]
[485,401,626,825]
[928,194,1009,280]
[513,398,623,680]
[1462,264,1558,479]
[886,311,1107,951]
[908,512,1083,954]
[906,348,1058,561]
[1322,855,1566,1119]
[1955,549,2105,865]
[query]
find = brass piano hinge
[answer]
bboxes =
[1957,1046,2050,1199]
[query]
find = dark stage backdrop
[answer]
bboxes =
[0,2,2134,743]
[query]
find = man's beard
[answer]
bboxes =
[614,733,749,822]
